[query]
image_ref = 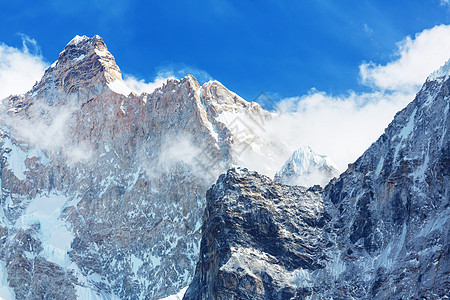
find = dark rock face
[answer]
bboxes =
[318,68,450,299]
[184,168,326,300]
[185,69,449,299]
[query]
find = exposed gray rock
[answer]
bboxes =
[184,168,326,300]
[317,61,450,299]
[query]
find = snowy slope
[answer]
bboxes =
[274,146,340,187]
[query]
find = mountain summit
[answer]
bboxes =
[274,146,340,187]
[32,35,130,103]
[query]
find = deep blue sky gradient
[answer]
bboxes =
[1,0,449,100]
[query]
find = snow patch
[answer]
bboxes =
[108,80,132,96]
[149,254,161,267]
[375,156,384,177]
[2,137,28,180]
[159,287,188,300]
[399,108,417,139]
[130,254,143,274]
[427,58,450,82]
[94,48,109,57]
[73,54,85,62]
[67,35,89,47]
[0,260,15,300]
[15,193,74,267]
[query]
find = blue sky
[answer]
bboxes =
[1,0,449,101]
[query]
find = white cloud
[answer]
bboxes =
[266,90,413,171]
[139,134,223,184]
[0,35,48,100]
[1,101,92,164]
[263,25,450,172]
[123,74,175,94]
[360,24,450,92]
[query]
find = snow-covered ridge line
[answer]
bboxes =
[427,58,450,82]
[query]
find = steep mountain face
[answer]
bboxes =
[184,63,449,298]
[184,168,325,299]
[274,146,340,187]
[318,62,449,299]
[0,35,280,299]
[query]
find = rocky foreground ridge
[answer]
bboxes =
[184,62,449,299]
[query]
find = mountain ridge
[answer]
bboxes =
[184,57,449,299]
[0,35,322,299]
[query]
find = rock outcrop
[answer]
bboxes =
[184,168,325,299]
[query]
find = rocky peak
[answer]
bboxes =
[185,61,449,299]
[200,80,263,117]
[426,58,450,83]
[32,35,129,102]
[184,167,326,299]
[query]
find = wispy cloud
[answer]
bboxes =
[0,34,48,100]
[123,74,175,94]
[359,24,450,92]
[1,101,92,164]
[139,133,223,185]
[363,24,373,36]
[156,64,214,84]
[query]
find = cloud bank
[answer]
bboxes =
[266,25,450,171]
[123,74,175,94]
[0,35,48,100]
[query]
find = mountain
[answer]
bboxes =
[274,146,340,187]
[183,168,325,299]
[184,61,449,298]
[0,35,295,299]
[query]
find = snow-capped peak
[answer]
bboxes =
[66,35,90,46]
[32,35,131,98]
[427,58,450,82]
[274,146,340,187]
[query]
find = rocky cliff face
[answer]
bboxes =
[0,35,281,299]
[184,62,449,299]
[184,168,326,300]
[318,61,449,299]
